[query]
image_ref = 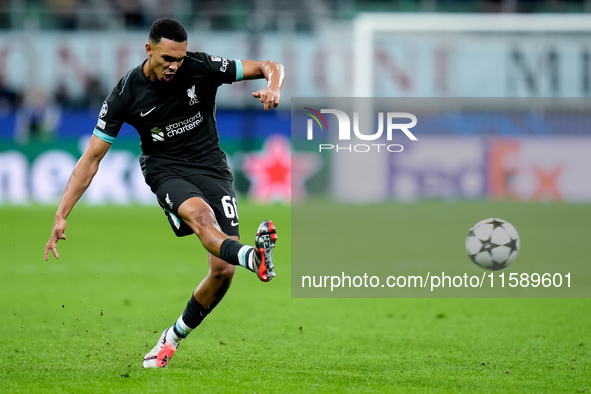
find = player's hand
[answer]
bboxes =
[252,87,281,111]
[44,218,67,261]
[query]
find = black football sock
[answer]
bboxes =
[167,295,209,345]
[220,238,254,270]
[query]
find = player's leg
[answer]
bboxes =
[142,242,236,369]
[143,178,277,368]
[164,248,237,343]
[175,196,238,261]
[152,177,275,279]
[194,241,237,311]
[176,190,277,282]
[142,221,276,368]
[197,174,278,282]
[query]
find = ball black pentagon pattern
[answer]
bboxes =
[490,260,510,271]
[478,237,494,254]
[489,219,505,229]
[506,237,519,254]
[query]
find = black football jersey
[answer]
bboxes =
[93,52,242,185]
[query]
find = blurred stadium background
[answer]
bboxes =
[1,0,591,206]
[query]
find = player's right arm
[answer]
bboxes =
[44,135,111,261]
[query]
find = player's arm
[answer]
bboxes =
[44,135,111,261]
[241,60,285,111]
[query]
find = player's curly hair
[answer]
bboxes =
[149,17,187,44]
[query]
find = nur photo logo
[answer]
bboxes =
[303,107,418,153]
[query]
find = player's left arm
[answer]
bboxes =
[241,60,285,111]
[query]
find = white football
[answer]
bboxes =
[465,218,520,271]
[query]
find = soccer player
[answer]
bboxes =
[43,17,284,368]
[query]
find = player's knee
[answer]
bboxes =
[211,262,235,281]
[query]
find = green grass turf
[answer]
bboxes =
[0,202,590,393]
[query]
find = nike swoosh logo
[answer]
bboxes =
[140,106,157,117]
[231,221,239,226]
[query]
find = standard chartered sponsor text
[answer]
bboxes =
[165,112,203,137]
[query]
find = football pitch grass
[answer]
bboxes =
[1,201,589,393]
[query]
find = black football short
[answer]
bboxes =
[153,174,240,238]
